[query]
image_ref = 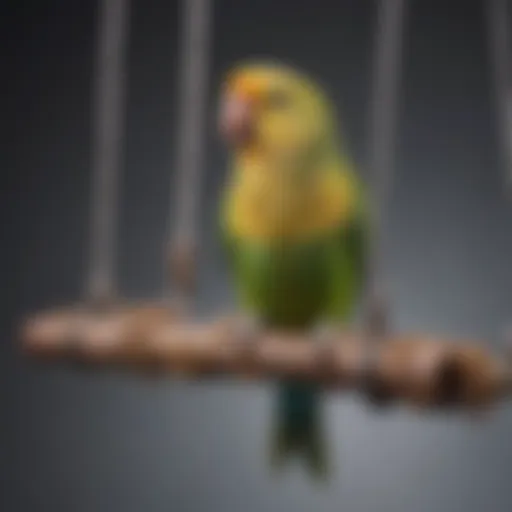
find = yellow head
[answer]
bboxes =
[218,59,337,167]
[220,61,353,243]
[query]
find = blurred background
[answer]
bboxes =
[4,0,512,510]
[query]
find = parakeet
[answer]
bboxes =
[217,59,368,479]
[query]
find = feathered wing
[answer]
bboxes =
[326,164,369,322]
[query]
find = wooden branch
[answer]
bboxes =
[19,302,512,410]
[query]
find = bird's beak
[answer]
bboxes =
[218,92,255,147]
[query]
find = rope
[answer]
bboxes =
[364,0,407,338]
[167,0,212,305]
[86,0,130,305]
[487,0,512,196]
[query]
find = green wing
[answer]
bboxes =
[325,172,369,321]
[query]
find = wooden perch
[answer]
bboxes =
[19,302,512,410]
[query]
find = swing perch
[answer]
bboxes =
[18,0,512,412]
[21,304,512,409]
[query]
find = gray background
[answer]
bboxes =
[4,0,512,511]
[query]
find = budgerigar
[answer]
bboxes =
[217,59,369,479]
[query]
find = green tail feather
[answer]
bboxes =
[270,382,329,479]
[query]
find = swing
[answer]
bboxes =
[19,0,512,410]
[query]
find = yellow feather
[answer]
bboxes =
[225,163,355,243]
[221,61,357,244]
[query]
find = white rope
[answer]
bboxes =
[86,0,130,304]
[365,0,407,336]
[487,0,512,195]
[167,0,212,302]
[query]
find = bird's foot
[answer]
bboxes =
[359,335,394,409]
[231,314,265,356]
[311,322,339,344]
[310,321,340,369]
[365,286,391,341]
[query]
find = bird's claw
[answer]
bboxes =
[231,315,264,355]
[365,288,391,341]
[311,322,340,369]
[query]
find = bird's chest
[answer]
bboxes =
[232,177,313,240]
[225,166,348,244]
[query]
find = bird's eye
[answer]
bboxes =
[267,90,291,109]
